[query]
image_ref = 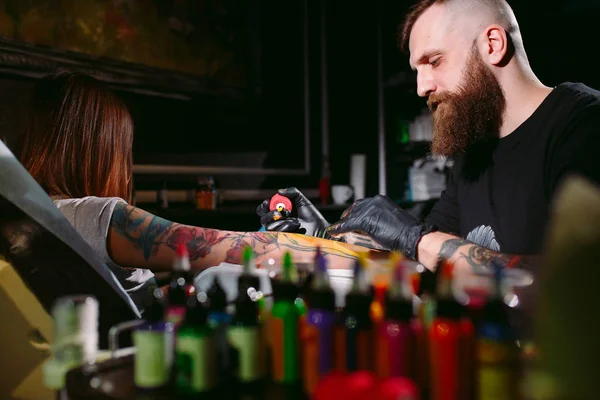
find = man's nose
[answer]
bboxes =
[417,74,436,98]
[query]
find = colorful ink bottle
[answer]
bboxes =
[429,261,462,400]
[227,247,265,385]
[269,251,301,384]
[369,252,393,327]
[376,258,417,379]
[166,242,192,329]
[477,261,520,400]
[301,248,337,395]
[343,256,375,372]
[369,252,389,375]
[207,275,232,378]
[176,293,217,395]
[257,294,272,375]
[133,289,175,392]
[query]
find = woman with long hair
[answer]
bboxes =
[18,70,364,310]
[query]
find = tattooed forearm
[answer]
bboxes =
[221,232,359,264]
[110,204,361,267]
[436,236,540,272]
[166,227,226,260]
[438,238,471,260]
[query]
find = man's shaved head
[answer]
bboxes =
[400,0,524,57]
[398,0,525,157]
[398,0,547,157]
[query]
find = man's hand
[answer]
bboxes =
[256,187,330,237]
[327,194,437,260]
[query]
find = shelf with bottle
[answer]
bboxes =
[194,176,217,211]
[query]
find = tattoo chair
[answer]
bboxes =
[0,141,140,399]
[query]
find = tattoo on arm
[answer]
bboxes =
[438,238,471,260]
[437,237,539,271]
[111,204,226,262]
[337,232,388,251]
[111,204,358,265]
[220,232,357,264]
[111,203,173,261]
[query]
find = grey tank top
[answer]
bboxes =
[53,196,155,310]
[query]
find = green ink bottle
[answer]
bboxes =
[176,293,217,396]
[269,251,301,384]
[133,290,175,392]
[227,247,265,385]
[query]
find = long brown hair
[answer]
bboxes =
[19,70,133,202]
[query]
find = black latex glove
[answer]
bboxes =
[256,187,331,237]
[327,194,438,260]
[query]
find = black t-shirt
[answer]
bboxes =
[425,82,600,255]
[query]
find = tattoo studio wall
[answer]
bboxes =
[0,0,317,190]
[0,0,252,94]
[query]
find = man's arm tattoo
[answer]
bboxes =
[438,238,471,260]
[437,237,539,271]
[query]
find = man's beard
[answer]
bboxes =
[428,46,506,157]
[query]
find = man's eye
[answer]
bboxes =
[430,58,441,67]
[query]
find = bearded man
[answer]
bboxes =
[257,0,600,274]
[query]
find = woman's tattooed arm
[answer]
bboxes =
[108,203,364,272]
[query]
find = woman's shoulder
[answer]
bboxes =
[52,196,128,227]
[53,195,127,209]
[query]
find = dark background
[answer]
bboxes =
[129,0,600,191]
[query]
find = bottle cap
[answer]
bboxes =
[145,289,166,323]
[344,291,374,326]
[207,276,227,312]
[481,297,512,325]
[435,298,463,320]
[168,274,188,306]
[233,294,259,326]
[271,279,299,301]
[185,294,208,325]
[384,293,413,321]
[307,287,336,310]
[174,242,191,272]
[238,273,260,293]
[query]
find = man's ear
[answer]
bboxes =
[483,24,509,66]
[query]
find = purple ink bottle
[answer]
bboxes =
[303,247,337,396]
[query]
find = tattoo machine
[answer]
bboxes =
[269,194,293,219]
[258,194,293,231]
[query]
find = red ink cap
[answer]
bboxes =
[177,242,188,257]
[269,194,293,212]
